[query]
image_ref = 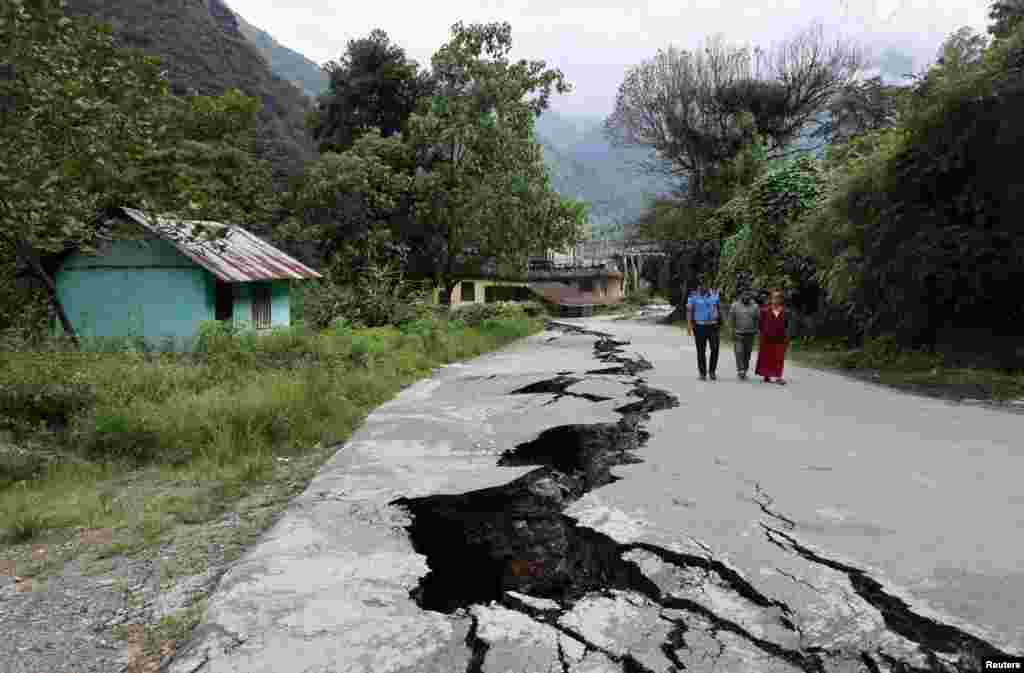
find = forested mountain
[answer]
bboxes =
[61,0,316,189]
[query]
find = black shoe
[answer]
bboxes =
[709,372,717,381]
[699,374,707,381]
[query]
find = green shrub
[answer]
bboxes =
[453,302,530,327]
[398,317,441,338]
[518,301,548,318]
[835,334,945,371]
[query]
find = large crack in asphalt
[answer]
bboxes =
[763,524,1015,671]
[510,375,613,404]
[389,321,1012,672]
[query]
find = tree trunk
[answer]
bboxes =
[14,239,80,347]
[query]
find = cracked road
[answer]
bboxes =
[169,315,1024,673]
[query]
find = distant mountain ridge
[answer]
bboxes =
[535,111,675,239]
[229,5,329,100]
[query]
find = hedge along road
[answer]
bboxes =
[168,314,1024,673]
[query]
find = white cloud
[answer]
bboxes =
[227,0,992,115]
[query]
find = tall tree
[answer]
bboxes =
[310,29,435,154]
[403,21,585,302]
[606,24,864,205]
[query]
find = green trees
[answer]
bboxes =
[289,21,586,306]
[620,10,1024,359]
[0,0,276,344]
[406,21,584,301]
[794,19,1024,347]
[1,0,171,343]
[311,29,435,154]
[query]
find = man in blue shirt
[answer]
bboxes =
[686,285,722,381]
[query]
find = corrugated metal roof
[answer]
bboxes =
[529,281,624,307]
[120,207,321,283]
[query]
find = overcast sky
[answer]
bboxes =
[230,0,993,116]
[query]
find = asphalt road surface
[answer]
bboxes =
[169,315,1024,673]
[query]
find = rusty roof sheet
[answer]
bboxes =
[529,282,624,306]
[120,207,321,283]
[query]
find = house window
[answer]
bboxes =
[461,281,476,302]
[215,280,234,321]
[252,282,272,329]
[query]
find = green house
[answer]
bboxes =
[53,207,321,348]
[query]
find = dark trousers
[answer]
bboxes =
[734,332,756,373]
[693,323,720,376]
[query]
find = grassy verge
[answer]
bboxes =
[0,310,544,579]
[786,334,1024,403]
[670,318,1024,403]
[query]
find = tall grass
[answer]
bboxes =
[0,309,544,544]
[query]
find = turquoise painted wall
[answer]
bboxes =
[272,282,290,326]
[56,238,213,348]
[55,238,294,349]
[232,281,252,326]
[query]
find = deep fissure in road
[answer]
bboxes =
[390,321,1011,672]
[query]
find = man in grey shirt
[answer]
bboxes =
[728,290,760,380]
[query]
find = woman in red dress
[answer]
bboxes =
[755,290,790,385]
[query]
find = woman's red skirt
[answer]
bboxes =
[755,339,788,378]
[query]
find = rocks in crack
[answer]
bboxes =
[509,376,613,403]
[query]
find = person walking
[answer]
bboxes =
[686,285,722,381]
[755,289,790,385]
[728,290,759,380]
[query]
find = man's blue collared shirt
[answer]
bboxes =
[688,291,720,323]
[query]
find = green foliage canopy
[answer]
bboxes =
[793,20,1024,344]
[311,29,435,154]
